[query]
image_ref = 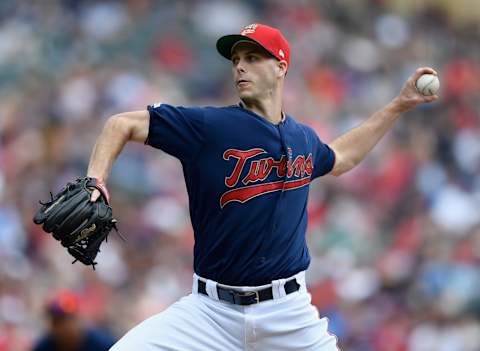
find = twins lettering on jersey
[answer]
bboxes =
[220,148,313,208]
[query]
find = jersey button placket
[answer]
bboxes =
[273,122,289,232]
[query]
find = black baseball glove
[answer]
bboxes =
[33,177,120,268]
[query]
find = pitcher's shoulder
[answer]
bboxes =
[203,104,243,113]
[200,104,247,121]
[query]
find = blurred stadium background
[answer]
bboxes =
[1,0,479,350]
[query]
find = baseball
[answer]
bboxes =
[416,73,440,96]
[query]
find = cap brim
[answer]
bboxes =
[216,35,263,60]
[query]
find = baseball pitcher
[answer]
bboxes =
[35,23,438,350]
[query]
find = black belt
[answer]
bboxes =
[197,279,300,306]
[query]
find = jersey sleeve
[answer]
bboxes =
[307,127,336,179]
[145,103,205,162]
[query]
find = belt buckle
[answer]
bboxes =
[240,290,259,304]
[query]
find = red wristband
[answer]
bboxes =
[95,179,110,203]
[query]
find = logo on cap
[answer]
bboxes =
[279,49,285,58]
[241,24,257,35]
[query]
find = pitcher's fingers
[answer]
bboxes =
[414,67,437,79]
[423,94,439,103]
[90,189,101,202]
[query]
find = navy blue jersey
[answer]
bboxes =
[146,103,335,285]
[32,328,116,351]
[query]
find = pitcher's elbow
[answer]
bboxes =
[329,159,357,177]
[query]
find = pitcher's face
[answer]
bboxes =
[231,42,284,103]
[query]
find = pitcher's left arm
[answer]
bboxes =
[328,67,439,176]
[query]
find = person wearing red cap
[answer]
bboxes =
[84,23,438,350]
[31,291,115,351]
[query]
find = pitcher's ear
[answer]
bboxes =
[277,60,288,78]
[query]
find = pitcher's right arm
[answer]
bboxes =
[87,111,149,200]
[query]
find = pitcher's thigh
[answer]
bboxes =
[256,294,339,351]
[110,294,243,351]
[260,316,338,350]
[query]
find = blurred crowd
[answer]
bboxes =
[0,0,479,350]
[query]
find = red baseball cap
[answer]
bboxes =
[216,24,290,67]
[46,290,80,317]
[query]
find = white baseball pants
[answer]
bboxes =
[110,271,339,350]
